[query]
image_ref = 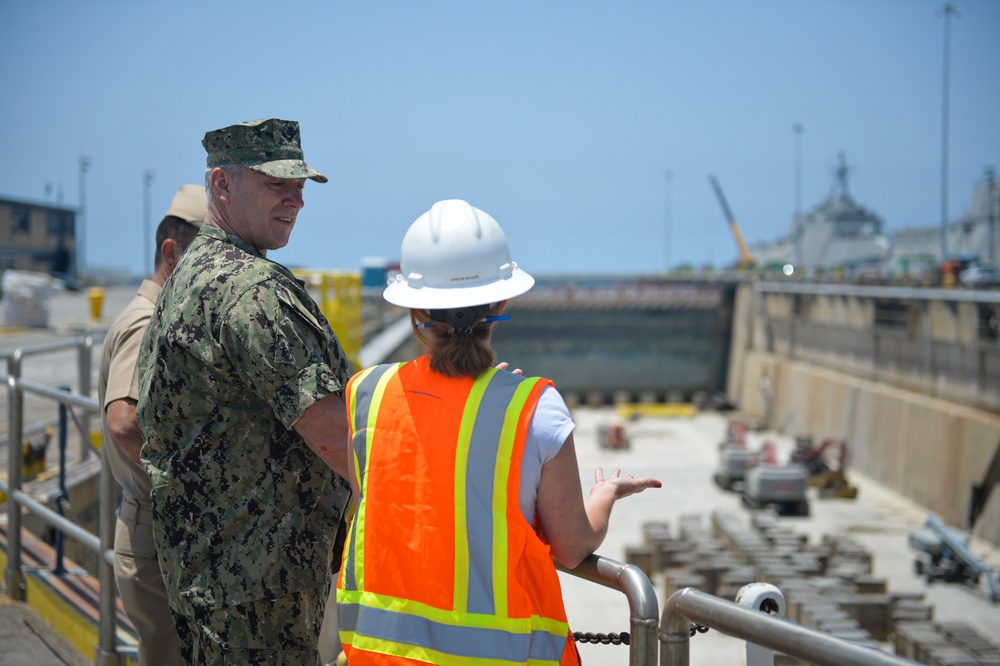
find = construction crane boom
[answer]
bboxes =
[709,174,755,269]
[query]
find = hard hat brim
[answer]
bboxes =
[383,269,535,310]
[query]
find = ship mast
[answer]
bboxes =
[829,152,851,199]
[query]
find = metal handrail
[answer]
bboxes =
[2,337,122,666]
[660,587,921,666]
[758,279,1000,304]
[0,481,114,569]
[560,553,659,666]
[0,338,94,360]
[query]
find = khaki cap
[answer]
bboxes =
[164,184,207,227]
[201,118,328,183]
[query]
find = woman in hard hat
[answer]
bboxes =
[336,199,661,665]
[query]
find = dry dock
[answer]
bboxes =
[3,286,1000,665]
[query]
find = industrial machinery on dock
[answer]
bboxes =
[908,515,1000,603]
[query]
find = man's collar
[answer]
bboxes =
[200,224,264,259]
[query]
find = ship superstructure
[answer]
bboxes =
[750,153,891,275]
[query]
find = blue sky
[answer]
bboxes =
[2,1,998,277]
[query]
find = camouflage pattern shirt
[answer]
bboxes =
[136,224,352,613]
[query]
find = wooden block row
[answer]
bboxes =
[893,621,1000,665]
[663,569,707,599]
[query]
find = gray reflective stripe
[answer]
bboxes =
[340,602,567,662]
[463,371,527,615]
[351,363,396,435]
[343,363,397,592]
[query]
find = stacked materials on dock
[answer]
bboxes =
[893,621,1000,665]
[624,509,985,663]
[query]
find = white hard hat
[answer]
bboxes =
[384,199,535,309]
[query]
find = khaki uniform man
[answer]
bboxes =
[98,184,206,665]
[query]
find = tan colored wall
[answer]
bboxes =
[734,349,1000,546]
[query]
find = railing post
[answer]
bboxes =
[5,353,26,601]
[53,387,71,575]
[77,335,93,461]
[560,554,659,666]
[659,589,691,666]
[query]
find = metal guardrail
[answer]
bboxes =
[559,563,923,665]
[560,554,659,666]
[661,587,921,666]
[3,335,99,463]
[2,335,122,665]
[757,279,1000,304]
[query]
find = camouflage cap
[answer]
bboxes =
[202,118,328,183]
[163,184,207,227]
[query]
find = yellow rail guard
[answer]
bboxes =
[292,269,362,371]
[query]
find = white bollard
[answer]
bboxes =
[735,582,786,666]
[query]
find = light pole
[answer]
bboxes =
[793,123,803,215]
[664,169,673,273]
[938,2,959,262]
[143,169,155,277]
[78,155,91,279]
[987,166,996,266]
[794,123,803,267]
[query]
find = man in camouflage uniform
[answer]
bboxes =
[136,118,353,665]
[99,184,205,665]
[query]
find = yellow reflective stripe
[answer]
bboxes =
[349,634,560,666]
[493,377,541,619]
[352,363,400,592]
[453,368,495,614]
[338,589,570,635]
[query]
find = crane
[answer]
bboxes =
[709,174,755,270]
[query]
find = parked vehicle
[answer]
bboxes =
[960,263,1000,287]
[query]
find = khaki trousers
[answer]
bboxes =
[115,497,184,665]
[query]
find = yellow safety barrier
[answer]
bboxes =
[292,269,362,371]
[615,402,699,420]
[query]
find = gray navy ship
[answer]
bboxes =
[748,154,1000,280]
[749,153,891,275]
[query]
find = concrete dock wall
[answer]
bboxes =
[728,282,1000,547]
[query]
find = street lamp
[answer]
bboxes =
[793,123,803,215]
[793,123,804,267]
[938,2,959,262]
[987,166,996,266]
[143,169,155,277]
[78,155,91,279]
[664,169,673,273]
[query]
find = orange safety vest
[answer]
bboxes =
[337,356,581,666]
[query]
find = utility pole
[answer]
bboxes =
[938,2,959,263]
[143,169,155,277]
[664,169,673,273]
[794,123,804,267]
[78,155,91,279]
